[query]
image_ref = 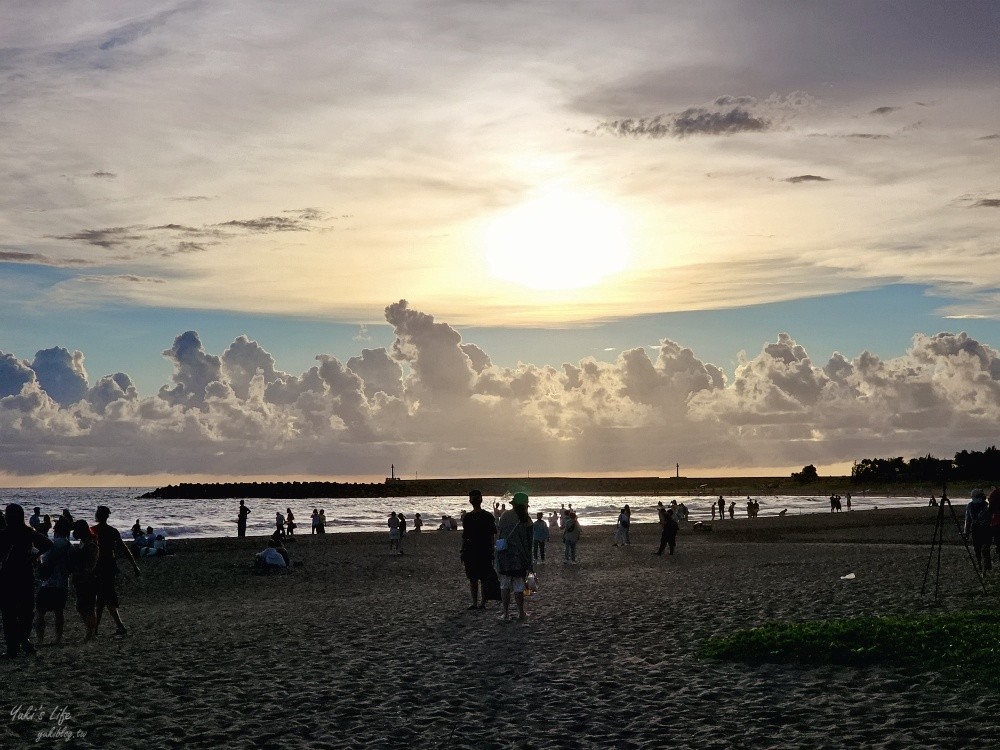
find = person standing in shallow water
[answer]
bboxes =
[462,490,498,609]
[0,503,53,658]
[496,493,534,621]
[237,500,250,538]
[92,505,141,636]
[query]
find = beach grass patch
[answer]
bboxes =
[697,609,1000,687]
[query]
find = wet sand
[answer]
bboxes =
[2,507,994,749]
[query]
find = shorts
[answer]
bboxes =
[498,575,526,593]
[95,573,119,608]
[36,586,68,613]
[74,583,97,616]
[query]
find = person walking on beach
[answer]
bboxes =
[532,512,549,564]
[70,520,99,641]
[655,507,679,556]
[237,500,250,538]
[92,505,141,636]
[496,493,534,621]
[563,511,582,564]
[388,512,400,553]
[623,504,632,544]
[275,511,286,538]
[614,507,628,546]
[0,503,53,658]
[964,489,992,572]
[717,496,725,520]
[286,508,296,536]
[462,490,498,609]
[35,518,72,645]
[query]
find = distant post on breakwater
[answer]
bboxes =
[391,463,395,480]
[676,463,679,478]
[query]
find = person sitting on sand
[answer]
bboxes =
[388,512,400,553]
[496,493,534,621]
[255,540,289,571]
[438,515,450,531]
[462,490,499,609]
[35,518,72,645]
[449,516,459,531]
[778,509,788,517]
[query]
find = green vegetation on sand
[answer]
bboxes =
[697,610,1000,688]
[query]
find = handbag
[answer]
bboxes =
[525,572,538,593]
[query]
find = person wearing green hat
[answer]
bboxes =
[496,493,534,622]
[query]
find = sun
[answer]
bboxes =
[483,188,631,290]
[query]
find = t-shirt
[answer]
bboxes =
[93,523,124,573]
[462,508,497,560]
[532,519,549,541]
[496,509,533,574]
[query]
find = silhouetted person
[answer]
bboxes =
[70,520,99,641]
[0,503,53,657]
[286,508,296,536]
[92,505,141,636]
[964,489,992,572]
[718,496,725,520]
[237,500,250,538]
[728,502,735,519]
[655,507,679,556]
[35,518,72,645]
[462,490,498,609]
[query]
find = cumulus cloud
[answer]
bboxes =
[30,347,89,406]
[3,303,1000,478]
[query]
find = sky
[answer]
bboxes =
[1,1,999,485]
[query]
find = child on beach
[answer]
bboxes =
[388,512,400,553]
[413,513,423,532]
[563,512,581,563]
[532,512,549,563]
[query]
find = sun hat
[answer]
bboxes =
[511,492,529,507]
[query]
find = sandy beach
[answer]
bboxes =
[2,506,995,749]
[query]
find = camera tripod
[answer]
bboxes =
[920,486,987,600]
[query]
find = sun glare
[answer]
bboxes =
[484,188,631,290]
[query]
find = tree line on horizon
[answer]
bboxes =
[848,446,1000,484]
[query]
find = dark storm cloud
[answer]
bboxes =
[0,250,91,266]
[215,215,311,232]
[784,175,831,184]
[49,227,145,249]
[598,106,771,139]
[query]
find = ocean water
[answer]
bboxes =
[0,486,934,540]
